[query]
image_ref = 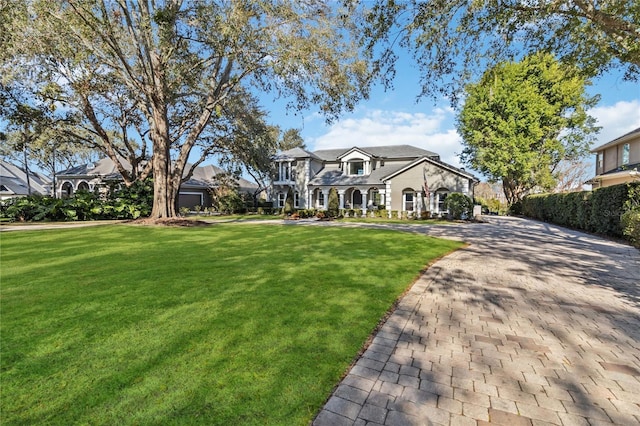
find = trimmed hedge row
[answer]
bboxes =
[520,182,640,240]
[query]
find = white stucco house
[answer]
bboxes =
[271,145,479,216]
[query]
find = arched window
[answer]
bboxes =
[61,182,73,198]
[77,181,90,192]
[403,189,415,211]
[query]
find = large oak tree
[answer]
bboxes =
[1,0,375,218]
[364,0,639,103]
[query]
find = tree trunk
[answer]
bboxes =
[149,105,178,219]
[22,143,32,196]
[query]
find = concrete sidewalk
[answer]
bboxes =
[313,216,640,425]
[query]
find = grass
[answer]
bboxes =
[337,217,452,225]
[1,224,463,425]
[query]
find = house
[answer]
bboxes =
[271,145,479,216]
[56,157,258,210]
[0,159,51,200]
[588,127,640,189]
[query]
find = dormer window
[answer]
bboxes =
[348,160,365,176]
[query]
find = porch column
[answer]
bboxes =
[385,181,392,218]
[416,191,422,217]
[361,192,368,216]
[338,190,345,209]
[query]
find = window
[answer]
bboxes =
[403,191,414,211]
[294,192,300,208]
[318,191,325,207]
[438,192,448,212]
[277,192,285,208]
[348,160,364,175]
[598,152,603,170]
[279,162,291,181]
[622,143,630,165]
[371,189,380,206]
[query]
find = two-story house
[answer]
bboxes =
[272,145,479,216]
[589,127,640,189]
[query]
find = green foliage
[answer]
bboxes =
[3,1,378,218]
[283,187,295,215]
[0,180,154,222]
[327,187,339,218]
[457,52,598,205]
[443,192,473,220]
[364,1,639,103]
[621,210,640,248]
[520,182,640,241]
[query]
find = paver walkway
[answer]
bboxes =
[313,216,640,426]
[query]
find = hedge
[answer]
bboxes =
[520,182,640,244]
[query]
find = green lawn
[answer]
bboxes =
[1,224,462,425]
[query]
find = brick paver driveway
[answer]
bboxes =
[313,216,640,426]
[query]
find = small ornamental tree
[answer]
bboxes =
[283,188,295,215]
[327,188,339,218]
[444,193,473,220]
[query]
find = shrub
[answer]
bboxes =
[444,192,473,220]
[327,188,339,218]
[520,182,640,241]
[283,188,295,215]
[621,210,640,248]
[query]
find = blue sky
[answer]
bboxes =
[258,55,640,176]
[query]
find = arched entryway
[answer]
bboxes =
[61,182,73,198]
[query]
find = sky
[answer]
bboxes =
[257,54,640,179]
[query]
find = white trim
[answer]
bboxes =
[382,156,478,182]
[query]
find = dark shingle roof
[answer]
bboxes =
[312,145,439,161]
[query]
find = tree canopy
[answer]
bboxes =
[1,0,377,218]
[364,0,639,103]
[457,52,599,204]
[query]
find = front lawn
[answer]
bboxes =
[1,224,462,425]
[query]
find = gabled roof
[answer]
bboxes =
[591,127,640,152]
[0,160,51,196]
[275,147,321,161]
[313,145,439,161]
[336,147,376,160]
[308,162,409,187]
[57,157,131,179]
[382,156,480,182]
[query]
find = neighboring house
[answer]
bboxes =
[271,145,479,216]
[588,127,640,189]
[0,159,51,200]
[56,157,258,210]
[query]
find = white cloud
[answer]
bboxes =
[589,99,640,147]
[309,108,465,168]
